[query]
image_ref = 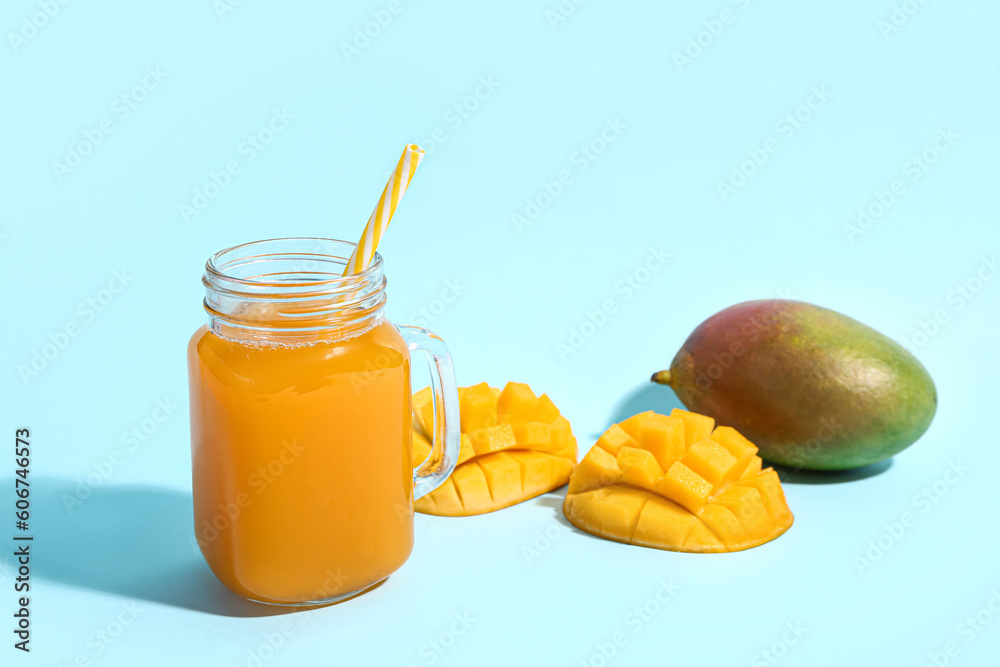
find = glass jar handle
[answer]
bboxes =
[398,326,461,500]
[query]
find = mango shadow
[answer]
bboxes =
[25,477,295,617]
[601,382,684,437]
[768,458,893,485]
[532,492,573,529]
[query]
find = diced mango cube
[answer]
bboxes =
[617,446,664,492]
[738,469,793,524]
[532,394,561,422]
[452,462,492,508]
[564,410,793,553]
[633,497,695,548]
[477,453,523,508]
[681,439,739,487]
[713,485,770,539]
[548,416,577,459]
[596,487,649,540]
[563,487,611,534]
[516,451,574,496]
[712,426,759,481]
[656,461,713,513]
[468,424,518,456]
[459,383,498,431]
[618,411,655,441]
[683,519,725,552]
[670,408,715,447]
[414,382,576,516]
[419,476,462,515]
[458,433,476,465]
[568,445,622,494]
[595,424,640,456]
[497,382,538,424]
[641,413,685,470]
[413,431,433,467]
[511,422,552,450]
[697,504,748,548]
[412,387,435,438]
[741,455,763,479]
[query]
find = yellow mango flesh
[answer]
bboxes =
[712,426,759,480]
[681,439,739,487]
[617,447,663,492]
[671,408,715,447]
[641,413,686,470]
[413,387,436,439]
[414,382,577,516]
[563,410,794,552]
[469,424,518,457]
[595,424,640,456]
[567,445,621,495]
[633,496,695,549]
[656,461,714,513]
[459,383,498,432]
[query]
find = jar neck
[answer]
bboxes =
[202,238,387,344]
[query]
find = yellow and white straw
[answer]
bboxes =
[343,144,426,276]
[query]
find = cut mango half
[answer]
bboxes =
[563,409,793,552]
[413,382,577,516]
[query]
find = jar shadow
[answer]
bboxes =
[23,477,299,618]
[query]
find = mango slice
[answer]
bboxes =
[413,382,577,516]
[563,409,793,552]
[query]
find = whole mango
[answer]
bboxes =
[651,300,937,470]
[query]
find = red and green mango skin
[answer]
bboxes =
[666,300,937,470]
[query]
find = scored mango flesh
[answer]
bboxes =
[413,382,577,516]
[563,409,793,553]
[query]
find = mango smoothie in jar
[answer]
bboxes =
[188,238,460,606]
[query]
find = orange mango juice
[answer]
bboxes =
[188,318,413,604]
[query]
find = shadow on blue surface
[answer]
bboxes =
[770,459,893,484]
[25,477,297,618]
[601,382,685,437]
[532,493,573,529]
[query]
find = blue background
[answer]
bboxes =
[2,1,998,665]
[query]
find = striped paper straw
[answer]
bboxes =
[343,144,426,276]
